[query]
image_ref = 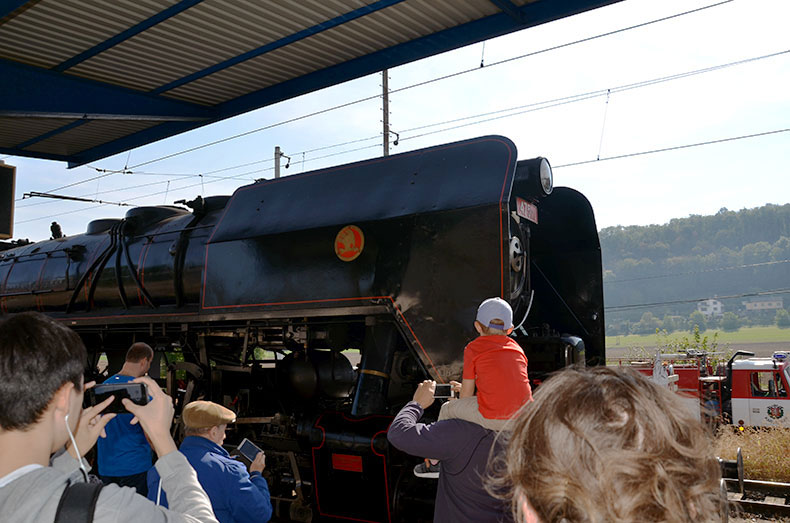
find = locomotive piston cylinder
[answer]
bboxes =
[351,319,399,417]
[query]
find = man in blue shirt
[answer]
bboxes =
[97,342,154,495]
[147,401,272,523]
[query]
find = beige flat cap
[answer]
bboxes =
[182,400,236,429]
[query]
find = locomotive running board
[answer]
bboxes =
[59,304,390,326]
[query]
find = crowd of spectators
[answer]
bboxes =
[0,307,724,523]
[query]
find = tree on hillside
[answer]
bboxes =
[662,314,678,333]
[721,312,740,332]
[689,310,707,333]
[601,203,790,325]
[741,242,773,264]
[770,236,790,260]
[599,203,790,263]
[632,311,661,334]
[747,309,774,326]
[776,309,790,329]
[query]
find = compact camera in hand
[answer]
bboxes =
[434,384,455,399]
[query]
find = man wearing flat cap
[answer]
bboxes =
[146,401,272,523]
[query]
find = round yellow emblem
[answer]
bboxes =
[335,225,364,262]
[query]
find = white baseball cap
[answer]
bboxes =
[476,297,513,329]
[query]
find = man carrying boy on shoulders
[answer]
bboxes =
[413,297,533,478]
[387,380,513,523]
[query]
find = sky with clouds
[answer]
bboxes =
[6,0,789,241]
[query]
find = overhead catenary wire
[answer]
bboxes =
[18,177,193,209]
[14,166,128,203]
[17,140,381,224]
[133,46,790,176]
[17,132,386,207]
[22,191,130,206]
[396,49,790,141]
[16,170,238,224]
[15,120,786,226]
[597,89,611,161]
[46,169,120,194]
[17,45,788,213]
[14,141,393,225]
[7,0,742,208]
[554,127,790,169]
[605,259,790,284]
[122,0,736,171]
[17,141,385,212]
[13,0,744,202]
[605,288,790,312]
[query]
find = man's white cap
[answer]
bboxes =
[476,297,513,329]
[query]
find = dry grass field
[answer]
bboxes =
[715,427,790,483]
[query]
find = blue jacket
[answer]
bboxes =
[97,374,152,476]
[147,436,272,523]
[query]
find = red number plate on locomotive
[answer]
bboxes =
[516,197,538,224]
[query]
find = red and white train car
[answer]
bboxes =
[619,351,790,427]
[727,352,789,428]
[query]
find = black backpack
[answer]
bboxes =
[54,482,103,523]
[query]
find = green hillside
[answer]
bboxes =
[601,203,790,336]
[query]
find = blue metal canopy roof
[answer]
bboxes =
[1,0,621,168]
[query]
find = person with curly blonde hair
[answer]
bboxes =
[488,366,723,522]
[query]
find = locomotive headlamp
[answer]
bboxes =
[538,157,553,196]
[514,157,553,199]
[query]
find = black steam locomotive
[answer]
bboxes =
[0,136,603,522]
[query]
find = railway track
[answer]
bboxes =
[720,448,790,520]
[724,478,790,519]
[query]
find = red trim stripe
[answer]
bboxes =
[311,415,393,523]
[201,295,389,310]
[372,428,392,523]
[388,297,445,384]
[496,139,514,298]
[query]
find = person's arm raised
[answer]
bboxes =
[121,376,177,457]
[387,381,460,462]
[114,376,218,522]
[66,382,116,459]
[413,380,436,409]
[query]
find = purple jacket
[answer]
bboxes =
[387,401,513,523]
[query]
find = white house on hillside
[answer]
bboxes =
[697,298,723,317]
[743,297,784,311]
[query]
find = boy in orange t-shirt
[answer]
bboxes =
[414,297,532,478]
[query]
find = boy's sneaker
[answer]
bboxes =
[413,459,440,479]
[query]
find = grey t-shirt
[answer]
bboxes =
[0,450,218,523]
[387,401,513,523]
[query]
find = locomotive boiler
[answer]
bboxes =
[0,135,604,522]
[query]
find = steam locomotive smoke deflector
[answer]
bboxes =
[200,137,516,382]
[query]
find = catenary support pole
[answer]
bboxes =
[382,70,389,156]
